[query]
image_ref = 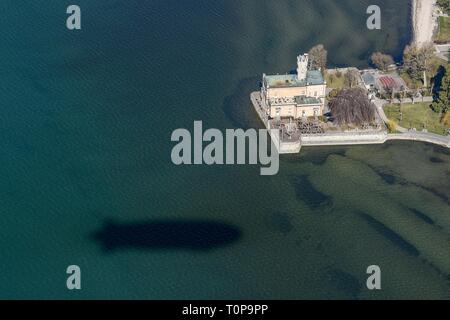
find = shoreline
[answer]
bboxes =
[251,89,450,153]
[411,0,437,45]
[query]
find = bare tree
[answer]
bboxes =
[344,69,360,88]
[328,73,335,85]
[329,88,376,125]
[308,44,328,73]
[370,52,394,72]
[403,42,435,88]
[384,86,394,102]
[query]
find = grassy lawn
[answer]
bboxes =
[435,16,450,42]
[383,102,450,135]
[324,72,345,89]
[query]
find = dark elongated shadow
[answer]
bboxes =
[91,219,242,252]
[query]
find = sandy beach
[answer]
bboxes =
[412,0,437,45]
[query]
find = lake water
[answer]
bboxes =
[1,0,449,299]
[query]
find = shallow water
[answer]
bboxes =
[1,1,449,299]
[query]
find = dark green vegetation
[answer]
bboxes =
[431,64,450,117]
[437,0,450,15]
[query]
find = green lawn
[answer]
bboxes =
[383,102,450,135]
[435,16,450,42]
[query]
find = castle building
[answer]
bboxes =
[261,54,327,119]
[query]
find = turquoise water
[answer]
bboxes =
[1,1,449,299]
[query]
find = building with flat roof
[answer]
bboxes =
[362,72,376,90]
[262,54,327,119]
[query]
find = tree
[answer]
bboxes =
[328,73,335,85]
[443,111,450,126]
[431,68,450,116]
[387,120,398,133]
[329,88,376,125]
[370,52,394,72]
[437,0,450,14]
[308,44,328,73]
[395,91,402,104]
[403,42,435,88]
[328,88,339,99]
[383,86,394,102]
[398,86,406,105]
[344,69,360,88]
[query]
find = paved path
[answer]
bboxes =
[374,98,408,133]
[374,98,450,148]
[387,132,450,148]
[374,97,434,132]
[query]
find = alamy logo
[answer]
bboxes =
[170,121,279,176]
[66,265,81,290]
[366,265,381,290]
[66,5,81,30]
[366,5,381,30]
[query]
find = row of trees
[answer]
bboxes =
[308,44,429,91]
[308,42,435,89]
[308,43,438,98]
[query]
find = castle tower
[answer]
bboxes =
[297,54,308,81]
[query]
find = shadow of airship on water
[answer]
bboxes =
[91,219,242,252]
